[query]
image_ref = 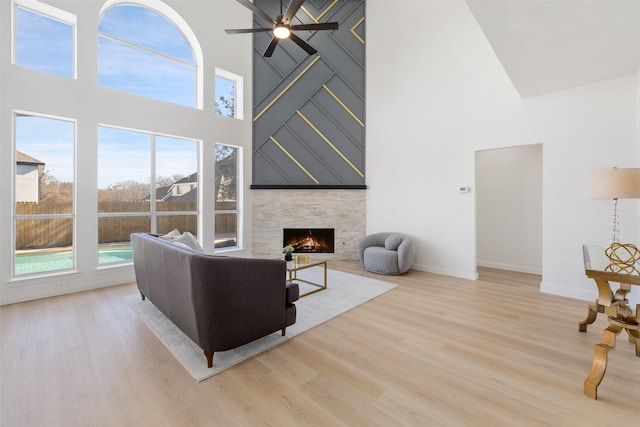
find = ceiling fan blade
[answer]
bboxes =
[290,22,339,32]
[283,0,305,25]
[225,27,273,34]
[289,32,317,55]
[236,0,276,25]
[263,37,280,57]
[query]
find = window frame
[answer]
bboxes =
[97,125,201,266]
[214,143,242,251]
[215,68,244,120]
[98,0,204,109]
[12,0,77,79]
[12,111,77,278]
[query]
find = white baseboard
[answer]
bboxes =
[540,280,595,303]
[411,263,478,281]
[476,260,541,275]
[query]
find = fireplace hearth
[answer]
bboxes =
[283,228,334,253]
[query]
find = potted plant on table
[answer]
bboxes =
[282,244,294,261]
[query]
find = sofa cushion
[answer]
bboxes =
[384,234,403,251]
[171,232,204,252]
[159,228,181,240]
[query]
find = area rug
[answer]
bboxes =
[123,268,397,382]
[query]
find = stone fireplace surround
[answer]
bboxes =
[251,189,366,261]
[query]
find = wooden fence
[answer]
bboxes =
[16,201,237,250]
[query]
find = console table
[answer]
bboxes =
[580,245,639,399]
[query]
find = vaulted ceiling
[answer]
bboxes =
[466,0,640,98]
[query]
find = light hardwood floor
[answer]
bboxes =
[1,263,638,426]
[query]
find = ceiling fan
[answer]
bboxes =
[225,0,339,57]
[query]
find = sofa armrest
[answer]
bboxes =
[286,282,300,304]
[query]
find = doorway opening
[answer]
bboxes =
[475,144,543,277]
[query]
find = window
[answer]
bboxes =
[215,68,243,119]
[98,4,196,107]
[14,114,75,276]
[98,127,198,264]
[13,0,76,78]
[215,144,240,249]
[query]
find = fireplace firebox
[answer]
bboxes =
[283,228,334,253]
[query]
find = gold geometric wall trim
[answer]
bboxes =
[301,0,340,23]
[296,110,364,178]
[254,56,321,122]
[252,0,365,188]
[351,17,365,44]
[322,84,364,127]
[269,136,320,184]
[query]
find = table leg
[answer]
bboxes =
[579,300,603,332]
[627,304,639,354]
[628,329,640,356]
[583,323,622,399]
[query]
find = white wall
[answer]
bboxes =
[0,0,253,304]
[476,144,542,274]
[366,1,639,305]
[525,77,639,305]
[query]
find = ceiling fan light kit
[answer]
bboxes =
[273,25,291,39]
[225,0,339,57]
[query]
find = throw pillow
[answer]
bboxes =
[159,228,180,240]
[384,234,403,251]
[171,232,204,252]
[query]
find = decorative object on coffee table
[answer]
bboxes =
[283,244,294,261]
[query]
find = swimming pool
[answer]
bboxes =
[15,245,133,275]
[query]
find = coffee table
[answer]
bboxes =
[285,256,327,297]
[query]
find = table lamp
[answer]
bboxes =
[591,167,640,269]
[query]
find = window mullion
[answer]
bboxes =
[150,134,157,234]
[97,33,194,68]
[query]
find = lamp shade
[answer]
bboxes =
[591,168,640,199]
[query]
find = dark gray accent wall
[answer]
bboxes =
[252,0,365,189]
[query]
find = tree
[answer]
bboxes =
[215,95,234,118]
[39,170,73,204]
[215,146,237,202]
[156,175,183,188]
[98,180,149,202]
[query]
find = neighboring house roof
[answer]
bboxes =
[143,172,198,202]
[16,150,45,166]
[174,172,198,185]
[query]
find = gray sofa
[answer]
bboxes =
[357,232,416,275]
[131,232,299,368]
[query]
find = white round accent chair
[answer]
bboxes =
[357,232,416,275]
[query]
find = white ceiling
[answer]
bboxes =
[465,0,640,98]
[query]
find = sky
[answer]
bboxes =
[15,3,234,188]
[97,127,198,189]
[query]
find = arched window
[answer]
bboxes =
[98,1,203,108]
